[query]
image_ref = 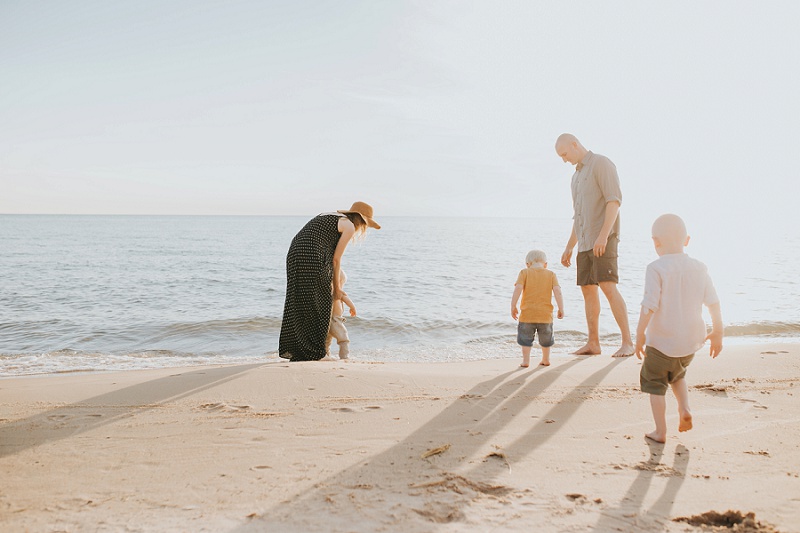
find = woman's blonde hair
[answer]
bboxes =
[345,212,368,240]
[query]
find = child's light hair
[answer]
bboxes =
[525,249,547,266]
[339,270,347,285]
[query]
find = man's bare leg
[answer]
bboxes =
[671,378,693,432]
[600,281,635,357]
[576,285,602,355]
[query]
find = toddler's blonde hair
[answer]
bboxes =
[525,250,547,266]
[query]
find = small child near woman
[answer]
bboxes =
[325,270,356,360]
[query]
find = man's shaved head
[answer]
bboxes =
[554,133,587,165]
[555,133,580,148]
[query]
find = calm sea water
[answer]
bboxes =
[1,215,798,376]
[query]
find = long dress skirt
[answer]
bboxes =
[279,214,341,361]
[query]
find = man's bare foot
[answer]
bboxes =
[612,344,635,357]
[573,343,601,355]
[645,431,666,443]
[679,411,693,432]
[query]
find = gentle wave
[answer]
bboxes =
[724,321,800,337]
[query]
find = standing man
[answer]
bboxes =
[555,133,634,357]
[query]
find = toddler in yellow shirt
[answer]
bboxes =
[511,250,565,367]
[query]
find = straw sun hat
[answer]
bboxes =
[338,201,381,229]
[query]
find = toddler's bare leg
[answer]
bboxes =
[338,340,349,360]
[671,378,693,432]
[646,394,668,443]
[540,346,551,366]
[520,346,531,367]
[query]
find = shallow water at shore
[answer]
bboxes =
[2,215,798,376]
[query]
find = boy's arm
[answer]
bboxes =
[705,302,723,358]
[340,294,357,317]
[553,286,564,319]
[511,284,523,321]
[635,307,653,360]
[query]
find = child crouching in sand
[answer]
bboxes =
[635,214,723,443]
[511,250,564,367]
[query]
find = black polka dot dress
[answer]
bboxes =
[279,214,343,361]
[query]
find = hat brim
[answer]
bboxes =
[337,210,381,229]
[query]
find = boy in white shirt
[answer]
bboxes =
[635,214,723,443]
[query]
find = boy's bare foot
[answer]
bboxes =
[573,343,601,355]
[612,343,635,357]
[319,356,336,361]
[519,363,530,368]
[645,431,666,443]
[679,411,693,432]
[540,361,550,366]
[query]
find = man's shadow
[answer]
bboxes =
[0,363,262,459]
[235,357,628,531]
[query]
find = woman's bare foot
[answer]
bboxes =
[645,431,666,443]
[679,411,693,432]
[573,343,601,355]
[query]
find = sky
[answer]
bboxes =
[1,1,798,241]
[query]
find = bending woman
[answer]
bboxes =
[278,201,380,361]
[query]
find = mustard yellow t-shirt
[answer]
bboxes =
[516,267,559,323]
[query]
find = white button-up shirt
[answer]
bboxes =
[641,253,720,357]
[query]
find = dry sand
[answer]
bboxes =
[1,344,798,532]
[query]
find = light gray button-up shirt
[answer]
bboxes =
[571,151,623,252]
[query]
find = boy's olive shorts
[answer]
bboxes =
[640,346,694,396]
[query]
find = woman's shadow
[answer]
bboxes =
[0,363,261,459]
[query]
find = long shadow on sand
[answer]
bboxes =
[0,363,262,459]
[235,357,626,532]
[592,441,690,531]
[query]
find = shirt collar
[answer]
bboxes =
[576,151,594,171]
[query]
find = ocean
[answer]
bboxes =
[1,215,798,377]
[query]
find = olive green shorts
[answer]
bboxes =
[640,346,694,396]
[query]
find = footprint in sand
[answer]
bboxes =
[332,407,355,413]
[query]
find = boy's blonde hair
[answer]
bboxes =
[525,249,547,266]
[339,270,347,285]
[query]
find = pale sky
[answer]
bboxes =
[1,1,798,237]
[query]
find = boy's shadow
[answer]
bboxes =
[593,440,691,531]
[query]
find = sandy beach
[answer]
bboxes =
[1,344,798,532]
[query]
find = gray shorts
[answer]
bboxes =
[517,322,554,348]
[576,234,619,286]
